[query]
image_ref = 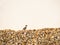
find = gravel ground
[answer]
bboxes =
[0,28,60,45]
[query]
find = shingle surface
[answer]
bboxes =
[0,28,60,45]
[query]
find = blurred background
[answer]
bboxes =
[0,0,60,30]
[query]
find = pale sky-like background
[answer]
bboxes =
[0,0,60,30]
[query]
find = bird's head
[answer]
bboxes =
[25,25,27,27]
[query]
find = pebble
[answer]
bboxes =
[0,28,60,45]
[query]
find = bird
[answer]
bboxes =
[23,25,27,30]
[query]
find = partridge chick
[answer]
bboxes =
[23,25,27,30]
